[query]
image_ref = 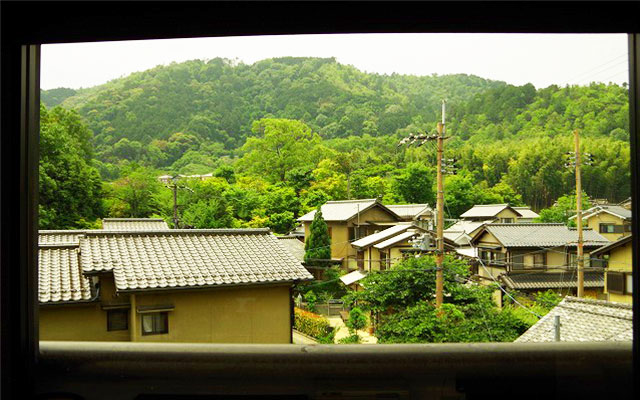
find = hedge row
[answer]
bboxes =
[294,307,335,344]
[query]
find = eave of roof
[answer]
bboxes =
[590,235,633,257]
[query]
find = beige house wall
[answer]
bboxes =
[586,212,629,242]
[495,209,520,221]
[40,282,293,344]
[603,240,633,304]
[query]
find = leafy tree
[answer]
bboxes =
[39,104,104,229]
[536,192,592,224]
[345,255,529,343]
[390,163,435,204]
[304,207,332,268]
[304,290,318,313]
[105,165,163,218]
[239,118,321,183]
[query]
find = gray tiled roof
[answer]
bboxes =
[39,230,85,245]
[385,204,431,219]
[80,229,313,291]
[38,244,93,304]
[298,199,400,222]
[102,218,169,231]
[515,296,632,342]
[277,236,305,262]
[513,207,540,219]
[460,204,522,219]
[570,205,632,221]
[480,223,610,248]
[500,271,604,290]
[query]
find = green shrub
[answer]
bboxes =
[304,290,318,313]
[534,290,561,310]
[346,307,367,334]
[294,307,335,344]
[338,334,361,344]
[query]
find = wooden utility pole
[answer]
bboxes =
[172,181,179,229]
[435,101,446,308]
[574,129,584,297]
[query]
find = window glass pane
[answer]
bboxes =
[142,315,153,333]
[107,309,129,331]
[626,274,633,294]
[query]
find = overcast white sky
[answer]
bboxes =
[41,33,629,90]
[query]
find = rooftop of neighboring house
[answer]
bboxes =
[38,228,313,304]
[499,271,604,290]
[38,243,94,304]
[277,235,305,262]
[385,204,432,220]
[102,218,170,231]
[444,220,489,236]
[297,199,400,222]
[568,204,632,221]
[515,296,632,342]
[590,234,633,258]
[473,223,610,248]
[512,207,540,219]
[459,204,523,219]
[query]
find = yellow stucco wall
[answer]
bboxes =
[131,285,292,344]
[39,302,130,341]
[603,240,633,304]
[40,282,293,344]
[586,212,629,242]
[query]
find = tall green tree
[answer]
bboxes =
[304,208,331,268]
[238,118,321,183]
[39,104,104,229]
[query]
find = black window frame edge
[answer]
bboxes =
[1,1,638,399]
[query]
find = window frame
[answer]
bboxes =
[1,2,638,399]
[141,312,169,336]
[106,309,129,332]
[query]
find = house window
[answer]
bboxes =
[141,312,169,335]
[357,250,364,270]
[511,253,524,271]
[328,227,333,240]
[533,252,546,269]
[379,250,387,270]
[606,271,625,294]
[348,227,355,240]
[625,273,633,294]
[500,218,514,223]
[624,224,631,232]
[600,223,624,233]
[107,309,129,331]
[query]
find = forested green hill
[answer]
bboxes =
[40,57,631,230]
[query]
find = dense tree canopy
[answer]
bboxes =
[39,57,630,229]
[39,104,104,229]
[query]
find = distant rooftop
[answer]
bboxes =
[298,199,400,222]
[476,223,609,248]
[516,296,632,342]
[513,207,540,219]
[102,218,169,231]
[460,204,522,219]
[569,205,632,221]
[500,271,604,290]
[385,204,432,220]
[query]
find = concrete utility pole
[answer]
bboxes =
[574,129,584,297]
[435,100,446,308]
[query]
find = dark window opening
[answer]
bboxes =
[107,309,129,331]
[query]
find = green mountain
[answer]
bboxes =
[40,57,630,225]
